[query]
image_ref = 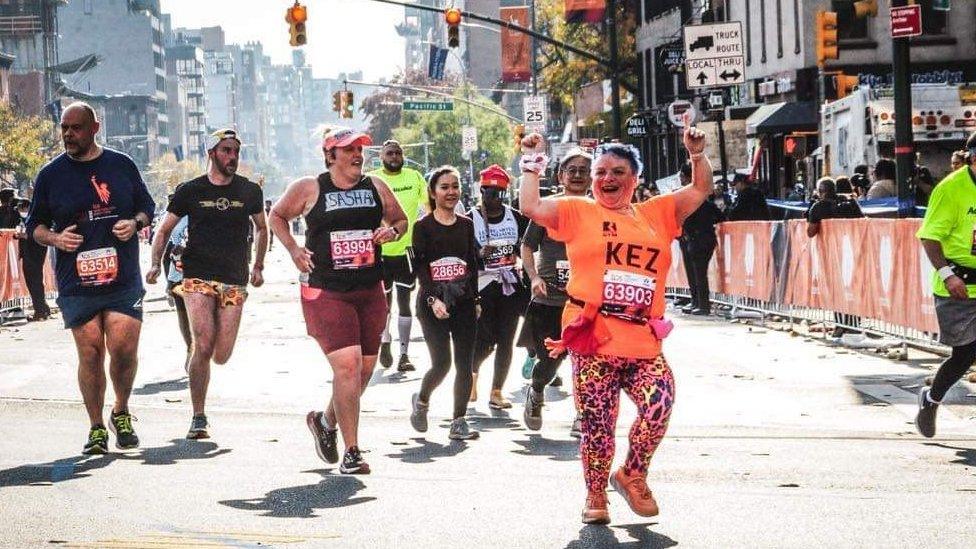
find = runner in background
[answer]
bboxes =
[409,165,480,440]
[468,165,529,409]
[368,140,428,372]
[518,112,711,524]
[521,148,592,436]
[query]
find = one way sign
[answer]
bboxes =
[683,21,745,89]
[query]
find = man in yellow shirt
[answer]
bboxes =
[368,140,428,371]
[915,132,976,438]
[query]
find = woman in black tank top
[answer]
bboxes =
[268,127,407,475]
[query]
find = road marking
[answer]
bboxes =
[855,383,963,427]
[63,530,341,548]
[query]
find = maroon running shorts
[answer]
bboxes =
[301,282,388,355]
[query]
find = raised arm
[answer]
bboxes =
[672,112,713,224]
[518,133,560,229]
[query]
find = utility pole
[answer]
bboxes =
[607,0,622,139]
[891,0,914,218]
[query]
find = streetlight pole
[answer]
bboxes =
[607,0,621,139]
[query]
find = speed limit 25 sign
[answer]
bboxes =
[523,95,547,134]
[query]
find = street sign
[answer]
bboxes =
[403,99,454,111]
[461,126,478,153]
[707,91,725,110]
[625,113,649,139]
[667,100,696,127]
[659,45,685,74]
[890,4,922,38]
[523,95,547,134]
[683,21,745,89]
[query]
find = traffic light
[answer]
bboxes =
[835,74,860,99]
[341,91,354,119]
[784,134,807,158]
[513,123,525,153]
[445,8,461,48]
[853,0,878,18]
[332,91,342,113]
[286,2,307,47]
[815,10,838,66]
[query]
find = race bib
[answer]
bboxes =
[602,269,655,318]
[430,256,468,282]
[76,247,119,286]
[330,229,375,270]
[485,239,517,270]
[555,260,570,290]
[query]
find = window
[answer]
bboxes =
[832,1,868,41]
[919,0,948,36]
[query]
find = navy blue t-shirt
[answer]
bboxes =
[26,149,155,297]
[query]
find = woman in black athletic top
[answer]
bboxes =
[409,166,480,440]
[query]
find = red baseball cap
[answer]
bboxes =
[479,164,511,190]
[322,126,372,151]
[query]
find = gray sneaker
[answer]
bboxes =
[570,416,582,439]
[523,387,544,431]
[915,387,938,438]
[186,414,210,439]
[410,393,428,433]
[448,417,479,440]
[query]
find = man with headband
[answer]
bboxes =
[147,128,267,440]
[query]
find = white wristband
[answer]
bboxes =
[938,266,956,281]
[519,153,549,175]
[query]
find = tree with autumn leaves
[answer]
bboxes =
[0,103,56,192]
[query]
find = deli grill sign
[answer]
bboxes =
[625,113,649,138]
[890,4,922,38]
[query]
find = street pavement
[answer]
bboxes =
[1,242,975,548]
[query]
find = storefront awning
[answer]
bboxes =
[746,101,818,136]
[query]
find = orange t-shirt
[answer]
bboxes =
[545,194,682,359]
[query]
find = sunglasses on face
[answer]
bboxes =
[481,187,504,198]
[562,167,589,176]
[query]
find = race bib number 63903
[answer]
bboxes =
[602,269,655,308]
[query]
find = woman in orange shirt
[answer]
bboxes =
[519,113,712,524]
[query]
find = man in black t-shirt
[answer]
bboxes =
[146,129,267,439]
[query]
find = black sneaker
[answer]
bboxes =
[549,375,563,387]
[109,410,139,449]
[915,387,939,438]
[397,354,415,372]
[186,414,210,439]
[448,417,479,440]
[379,342,393,368]
[339,446,370,474]
[82,425,109,455]
[523,387,544,431]
[306,411,339,463]
[410,393,428,433]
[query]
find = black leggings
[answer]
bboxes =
[473,282,527,390]
[385,284,413,316]
[526,301,566,393]
[931,340,976,401]
[417,298,477,419]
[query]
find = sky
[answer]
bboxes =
[159,0,407,81]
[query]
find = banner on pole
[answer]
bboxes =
[565,0,605,24]
[500,7,531,83]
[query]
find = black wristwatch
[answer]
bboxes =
[134,217,147,231]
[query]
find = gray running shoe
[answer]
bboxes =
[915,387,938,438]
[186,414,210,439]
[570,416,582,439]
[410,393,429,433]
[306,411,339,463]
[339,446,370,474]
[397,354,416,372]
[448,417,480,440]
[523,387,544,431]
[82,426,109,455]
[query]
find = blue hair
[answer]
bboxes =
[594,143,644,177]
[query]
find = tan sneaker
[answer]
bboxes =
[582,491,610,524]
[488,389,512,409]
[609,468,659,517]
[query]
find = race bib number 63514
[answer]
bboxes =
[76,247,119,286]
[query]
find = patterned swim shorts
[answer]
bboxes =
[181,278,248,308]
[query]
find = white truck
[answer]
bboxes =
[820,83,976,181]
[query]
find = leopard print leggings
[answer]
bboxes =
[571,352,675,492]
